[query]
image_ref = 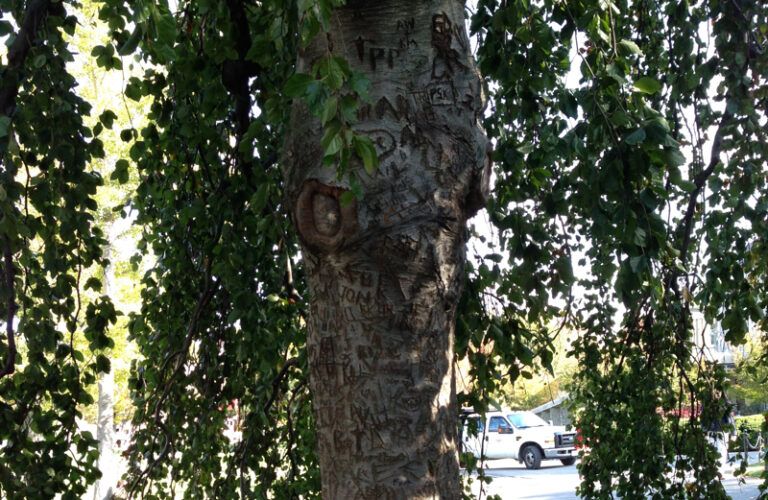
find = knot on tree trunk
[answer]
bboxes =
[295,179,358,253]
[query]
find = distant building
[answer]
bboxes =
[691,309,748,369]
[531,394,571,427]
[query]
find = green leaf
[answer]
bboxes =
[633,227,647,247]
[99,110,118,129]
[339,190,356,206]
[664,148,686,167]
[284,73,314,98]
[84,277,102,291]
[94,355,111,374]
[349,72,370,97]
[323,134,343,157]
[625,128,646,145]
[629,255,645,273]
[320,96,338,125]
[120,129,134,142]
[339,95,359,122]
[110,159,130,184]
[353,135,379,175]
[517,143,535,154]
[0,116,10,138]
[348,175,363,199]
[610,110,632,127]
[633,76,662,95]
[155,44,177,62]
[118,27,143,56]
[124,78,144,101]
[0,20,13,37]
[318,56,348,90]
[320,120,342,151]
[618,39,643,56]
[153,6,177,46]
[32,54,46,68]
[251,184,269,213]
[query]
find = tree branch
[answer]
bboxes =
[222,0,260,184]
[0,0,59,381]
[0,241,16,378]
[128,258,218,499]
[677,108,733,265]
[263,357,300,414]
[231,357,301,496]
[0,0,54,115]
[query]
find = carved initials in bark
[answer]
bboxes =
[431,12,467,79]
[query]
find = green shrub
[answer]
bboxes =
[728,414,765,452]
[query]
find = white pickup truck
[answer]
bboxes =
[460,409,577,469]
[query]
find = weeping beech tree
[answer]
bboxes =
[1,0,767,499]
[283,1,488,496]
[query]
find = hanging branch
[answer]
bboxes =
[677,108,733,266]
[0,242,16,378]
[127,265,218,499]
[222,0,261,185]
[127,207,224,498]
[0,0,61,381]
[232,357,301,497]
[0,0,57,115]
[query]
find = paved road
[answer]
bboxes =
[466,455,765,499]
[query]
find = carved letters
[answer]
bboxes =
[355,36,401,71]
[396,17,418,51]
[431,12,467,79]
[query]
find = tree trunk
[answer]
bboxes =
[285,1,488,498]
[94,368,116,500]
[94,224,121,500]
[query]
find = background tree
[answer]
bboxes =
[473,0,768,497]
[0,0,119,496]
[728,337,768,413]
[500,331,577,411]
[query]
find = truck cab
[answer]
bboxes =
[460,409,577,469]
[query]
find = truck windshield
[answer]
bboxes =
[507,412,548,428]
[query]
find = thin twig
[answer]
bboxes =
[284,378,307,485]
[69,260,83,372]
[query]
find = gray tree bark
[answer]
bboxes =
[94,223,122,500]
[94,368,116,500]
[285,1,488,498]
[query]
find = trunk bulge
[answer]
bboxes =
[284,1,489,498]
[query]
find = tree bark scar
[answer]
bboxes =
[431,11,467,80]
[464,143,493,216]
[295,179,358,252]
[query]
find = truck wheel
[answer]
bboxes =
[560,457,576,466]
[522,445,543,469]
